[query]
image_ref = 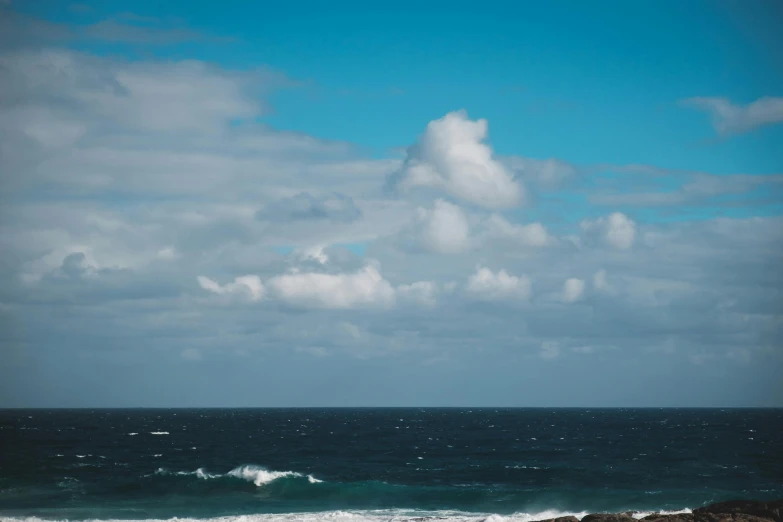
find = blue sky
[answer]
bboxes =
[0,0,781,407]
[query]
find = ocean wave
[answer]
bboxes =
[631,509,692,519]
[131,467,695,517]
[149,432,169,435]
[154,467,220,480]
[0,509,626,522]
[153,465,322,486]
[227,465,304,486]
[2,508,696,522]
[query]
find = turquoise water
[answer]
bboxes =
[1,409,781,521]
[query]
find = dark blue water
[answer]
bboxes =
[1,409,781,521]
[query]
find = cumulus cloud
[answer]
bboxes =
[415,199,471,254]
[296,245,329,265]
[256,192,361,223]
[388,110,523,208]
[156,247,179,261]
[562,278,585,303]
[3,33,783,407]
[267,265,396,309]
[197,275,265,302]
[581,212,636,250]
[466,266,531,301]
[482,214,552,247]
[397,281,438,307]
[682,96,783,135]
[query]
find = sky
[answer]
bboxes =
[0,0,782,408]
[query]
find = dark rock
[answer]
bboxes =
[582,514,637,522]
[695,500,783,522]
[695,514,774,522]
[642,514,695,522]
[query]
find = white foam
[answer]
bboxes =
[631,509,692,519]
[154,467,219,479]
[149,431,169,435]
[152,465,319,486]
[0,509,601,522]
[227,465,303,486]
[128,433,138,436]
[195,467,220,479]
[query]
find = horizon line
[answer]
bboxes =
[2,406,782,410]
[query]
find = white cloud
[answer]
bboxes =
[0,49,267,135]
[562,278,585,303]
[157,247,179,260]
[197,275,265,302]
[397,281,438,307]
[466,266,531,301]
[581,212,636,250]
[416,199,471,254]
[482,214,552,247]
[298,245,329,265]
[682,96,783,135]
[268,265,396,309]
[2,40,783,407]
[391,110,523,208]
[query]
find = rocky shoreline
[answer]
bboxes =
[537,500,783,522]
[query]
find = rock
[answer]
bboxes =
[582,514,637,522]
[641,514,694,522]
[694,501,783,522]
[539,501,783,522]
[696,514,774,522]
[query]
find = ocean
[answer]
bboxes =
[1,408,781,522]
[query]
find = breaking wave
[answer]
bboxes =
[154,464,322,486]
[0,508,694,522]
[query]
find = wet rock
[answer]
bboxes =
[582,514,637,522]
[695,514,774,522]
[694,500,783,522]
[641,514,695,522]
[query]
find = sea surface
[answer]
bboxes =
[1,409,781,522]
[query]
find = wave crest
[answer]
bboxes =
[227,465,303,486]
[153,464,321,486]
